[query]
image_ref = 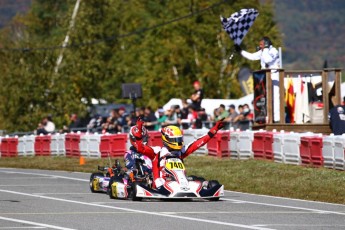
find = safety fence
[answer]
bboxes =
[0,130,344,171]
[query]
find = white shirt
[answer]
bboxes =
[44,121,55,133]
[240,45,280,69]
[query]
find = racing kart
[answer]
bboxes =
[90,154,153,198]
[89,161,120,194]
[108,154,153,199]
[131,155,224,201]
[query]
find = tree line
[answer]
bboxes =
[0,0,281,132]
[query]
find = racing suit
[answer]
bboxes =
[241,46,281,122]
[134,120,224,188]
[124,146,152,175]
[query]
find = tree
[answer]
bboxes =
[0,0,281,132]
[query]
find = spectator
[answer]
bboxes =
[162,107,178,127]
[143,106,157,131]
[102,110,120,134]
[224,104,239,130]
[61,113,81,133]
[190,80,204,111]
[127,108,141,127]
[87,114,103,132]
[215,104,229,121]
[196,108,209,129]
[174,105,185,128]
[155,108,167,130]
[117,107,129,131]
[234,105,251,131]
[36,116,55,135]
[328,105,345,135]
[185,105,198,129]
[210,107,220,123]
[180,99,189,119]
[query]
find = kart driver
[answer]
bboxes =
[124,125,152,176]
[133,116,225,190]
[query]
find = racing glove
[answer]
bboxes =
[136,116,145,139]
[208,118,225,138]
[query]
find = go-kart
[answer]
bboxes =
[108,154,153,199]
[90,153,153,198]
[131,155,224,201]
[89,161,121,194]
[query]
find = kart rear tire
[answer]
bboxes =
[108,176,117,199]
[207,180,220,189]
[89,172,104,193]
[132,182,142,201]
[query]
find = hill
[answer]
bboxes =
[273,0,345,72]
[1,0,343,72]
[0,0,31,28]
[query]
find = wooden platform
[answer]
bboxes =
[253,123,332,134]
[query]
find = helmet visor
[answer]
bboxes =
[167,136,183,145]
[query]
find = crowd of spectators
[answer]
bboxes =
[33,80,253,135]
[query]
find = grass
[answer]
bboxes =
[0,155,344,204]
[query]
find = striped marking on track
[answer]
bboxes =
[0,216,76,230]
[0,189,276,230]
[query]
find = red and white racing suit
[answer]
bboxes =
[134,133,214,188]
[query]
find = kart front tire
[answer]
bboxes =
[89,172,104,193]
[207,180,221,201]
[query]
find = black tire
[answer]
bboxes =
[89,172,104,193]
[108,176,116,199]
[207,180,220,189]
[207,180,221,201]
[131,182,142,201]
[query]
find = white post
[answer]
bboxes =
[54,0,81,74]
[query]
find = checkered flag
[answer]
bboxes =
[221,9,259,45]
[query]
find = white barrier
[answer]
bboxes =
[17,136,25,156]
[17,135,35,157]
[334,135,345,170]
[193,129,208,155]
[322,134,336,169]
[79,134,90,158]
[238,130,254,159]
[183,129,208,155]
[88,133,101,158]
[282,133,301,165]
[273,132,285,163]
[50,133,65,156]
[229,130,241,159]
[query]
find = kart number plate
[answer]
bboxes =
[165,159,185,170]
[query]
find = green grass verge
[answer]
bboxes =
[0,155,344,204]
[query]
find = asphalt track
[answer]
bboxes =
[0,168,344,230]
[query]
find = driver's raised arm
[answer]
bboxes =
[182,118,225,159]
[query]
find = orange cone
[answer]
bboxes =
[79,156,85,165]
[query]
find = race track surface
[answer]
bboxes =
[0,168,344,230]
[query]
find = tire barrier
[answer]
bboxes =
[0,131,344,171]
